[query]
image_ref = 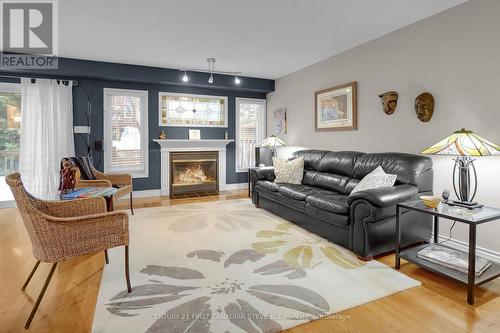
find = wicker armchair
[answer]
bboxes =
[5,173,131,329]
[70,158,134,215]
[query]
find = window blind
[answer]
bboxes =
[103,88,148,178]
[236,98,266,171]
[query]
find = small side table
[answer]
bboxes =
[61,187,118,212]
[395,200,500,304]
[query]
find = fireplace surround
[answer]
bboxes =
[153,139,233,196]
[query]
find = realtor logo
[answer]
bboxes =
[1,0,58,69]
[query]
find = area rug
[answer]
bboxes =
[92,199,420,333]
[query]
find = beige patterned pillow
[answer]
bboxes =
[272,156,304,184]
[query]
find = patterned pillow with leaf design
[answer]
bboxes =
[272,156,304,184]
[350,165,397,196]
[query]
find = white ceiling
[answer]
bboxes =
[59,0,467,79]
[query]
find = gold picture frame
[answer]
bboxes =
[314,81,357,131]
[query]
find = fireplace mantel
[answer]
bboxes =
[153,139,234,150]
[153,139,234,195]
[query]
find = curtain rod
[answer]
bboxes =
[0,73,79,86]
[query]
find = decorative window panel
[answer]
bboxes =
[159,92,228,127]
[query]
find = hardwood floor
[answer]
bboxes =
[1,190,500,333]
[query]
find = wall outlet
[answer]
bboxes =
[94,140,103,151]
[74,126,90,134]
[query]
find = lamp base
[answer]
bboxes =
[445,200,483,210]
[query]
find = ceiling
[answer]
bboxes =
[59,0,467,79]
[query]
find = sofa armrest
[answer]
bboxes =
[347,184,418,207]
[249,167,275,204]
[250,167,275,182]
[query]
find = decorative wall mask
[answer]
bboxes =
[415,92,435,122]
[378,91,398,115]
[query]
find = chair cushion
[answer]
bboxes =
[306,191,350,214]
[278,184,315,201]
[256,180,280,192]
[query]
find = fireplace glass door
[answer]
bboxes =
[170,151,218,196]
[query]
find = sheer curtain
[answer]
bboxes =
[19,78,75,199]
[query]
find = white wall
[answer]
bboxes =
[267,0,500,253]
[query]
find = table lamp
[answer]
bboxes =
[257,135,287,165]
[421,129,500,209]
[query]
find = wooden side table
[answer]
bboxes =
[395,200,500,304]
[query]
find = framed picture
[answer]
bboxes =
[274,108,287,134]
[314,81,357,131]
[188,129,201,140]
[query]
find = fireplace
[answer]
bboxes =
[170,151,218,197]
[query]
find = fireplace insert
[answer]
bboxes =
[170,151,218,197]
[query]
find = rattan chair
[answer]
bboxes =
[75,164,134,215]
[5,173,131,329]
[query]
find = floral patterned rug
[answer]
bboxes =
[92,199,420,333]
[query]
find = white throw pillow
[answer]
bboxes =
[350,166,397,195]
[273,156,304,184]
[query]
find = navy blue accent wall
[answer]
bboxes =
[1,56,274,191]
[73,79,267,190]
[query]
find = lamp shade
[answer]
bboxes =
[421,129,500,156]
[257,135,287,148]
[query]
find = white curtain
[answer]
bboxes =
[19,78,75,199]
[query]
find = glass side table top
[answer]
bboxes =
[398,200,500,225]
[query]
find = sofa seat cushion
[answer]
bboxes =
[257,189,306,212]
[305,204,350,227]
[278,184,316,201]
[256,180,280,192]
[306,191,350,214]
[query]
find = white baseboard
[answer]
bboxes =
[132,189,162,198]
[0,201,16,208]
[128,184,245,198]
[223,183,247,191]
[436,235,500,264]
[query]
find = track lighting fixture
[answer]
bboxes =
[207,58,215,84]
[179,59,242,85]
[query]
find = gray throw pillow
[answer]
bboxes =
[273,156,304,184]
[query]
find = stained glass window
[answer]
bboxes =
[159,93,227,127]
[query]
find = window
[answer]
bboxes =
[0,82,21,204]
[104,88,148,178]
[159,92,227,127]
[235,98,266,172]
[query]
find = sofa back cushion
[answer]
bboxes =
[317,151,364,176]
[291,150,433,193]
[353,152,432,188]
[302,170,352,195]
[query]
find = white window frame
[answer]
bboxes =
[103,88,149,178]
[0,82,21,208]
[235,97,267,173]
[158,91,228,127]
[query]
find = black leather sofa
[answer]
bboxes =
[250,150,433,259]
